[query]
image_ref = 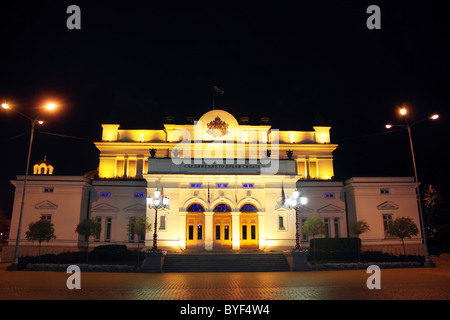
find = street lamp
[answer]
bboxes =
[1,101,58,267]
[146,189,169,251]
[385,106,439,267]
[284,189,308,251]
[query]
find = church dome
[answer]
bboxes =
[33,156,54,175]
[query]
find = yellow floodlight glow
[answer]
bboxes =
[399,107,407,116]
[1,103,9,109]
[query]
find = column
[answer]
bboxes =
[231,211,240,250]
[204,211,214,251]
[136,156,144,179]
[257,211,266,249]
[178,212,187,250]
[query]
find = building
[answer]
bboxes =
[2,109,425,260]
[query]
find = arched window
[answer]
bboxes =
[240,203,257,212]
[213,203,231,212]
[187,203,204,212]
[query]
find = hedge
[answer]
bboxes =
[308,238,361,261]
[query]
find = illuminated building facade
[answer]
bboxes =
[3,109,425,260]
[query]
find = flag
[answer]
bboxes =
[281,182,286,205]
[207,182,210,204]
[213,85,224,94]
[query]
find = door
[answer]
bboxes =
[186,212,205,248]
[240,213,258,248]
[213,212,232,248]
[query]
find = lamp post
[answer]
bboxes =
[385,107,439,267]
[1,102,57,267]
[284,189,308,251]
[146,189,169,251]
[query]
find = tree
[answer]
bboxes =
[387,217,419,260]
[349,220,370,262]
[423,184,449,249]
[127,215,152,265]
[25,219,56,262]
[75,218,101,263]
[302,215,326,260]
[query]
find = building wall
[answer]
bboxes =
[344,177,424,255]
[3,176,91,260]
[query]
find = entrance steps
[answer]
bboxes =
[162,252,290,273]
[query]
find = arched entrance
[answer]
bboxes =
[213,203,232,249]
[240,203,258,248]
[186,203,205,249]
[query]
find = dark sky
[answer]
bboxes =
[0,1,449,218]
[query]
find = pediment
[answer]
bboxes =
[35,200,58,210]
[123,203,146,212]
[377,201,399,210]
[317,204,344,214]
[91,203,119,212]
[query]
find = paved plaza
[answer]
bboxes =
[0,255,449,301]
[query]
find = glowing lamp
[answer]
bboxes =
[430,114,439,120]
[146,197,153,205]
[385,124,392,129]
[45,103,57,111]
[153,190,161,199]
[292,190,300,199]
[37,120,44,125]
[399,108,407,116]
[1,103,9,109]
[300,197,308,205]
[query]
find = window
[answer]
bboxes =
[383,214,394,238]
[128,218,135,242]
[159,215,166,230]
[190,183,202,188]
[217,183,228,188]
[95,217,101,241]
[224,225,230,240]
[188,225,194,240]
[197,224,203,240]
[214,203,231,212]
[242,225,247,240]
[44,187,54,193]
[278,215,285,230]
[324,193,335,198]
[105,217,112,241]
[215,225,221,240]
[242,183,254,188]
[334,218,340,238]
[380,188,390,195]
[251,225,256,240]
[100,192,111,198]
[324,218,330,238]
[240,204,257,212]
[187,203,204,212]
[40,214,52,222]
[134,193,145,198]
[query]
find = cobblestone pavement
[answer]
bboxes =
[0,255,449,300]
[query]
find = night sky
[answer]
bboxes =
[0,1,449,219]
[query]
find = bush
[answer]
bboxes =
[16,245,146,270]
[360,251,424,263]
[308,238,361,262]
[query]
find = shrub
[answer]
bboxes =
[308,238,361,262]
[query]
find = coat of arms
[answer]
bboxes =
[206,116,229,137]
